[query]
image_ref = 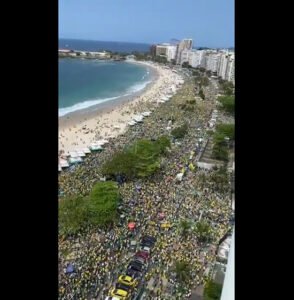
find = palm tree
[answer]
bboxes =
[174,260,191,283]
[194,220,212,244]
[180,219,191,238]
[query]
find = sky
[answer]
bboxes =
[59,0,234,48]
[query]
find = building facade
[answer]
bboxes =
[220,228,234,300]
[176,38,193,64]
[155,44,177,61]
[189,50,206,68]
[205,52,221,73]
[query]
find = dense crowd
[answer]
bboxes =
[58,78,233,300]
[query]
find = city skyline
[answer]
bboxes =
[59,0,234,48]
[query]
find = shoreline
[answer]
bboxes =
[59,60,158,125]
[59,61,182,156]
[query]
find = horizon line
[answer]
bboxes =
[59,37,234,49]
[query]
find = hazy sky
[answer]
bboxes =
[59,0,234,48]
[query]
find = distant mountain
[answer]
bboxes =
[197,47,211,50]
[169,38,180,45]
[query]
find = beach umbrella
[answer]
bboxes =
[128,222,136,230]
[158,212,165,220]
[66,263,74,274]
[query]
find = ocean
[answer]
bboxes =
[59,38,151,53]
[59,39,152,117]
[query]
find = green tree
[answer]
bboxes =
[218,95,235,115]
[215,124,235,140]
[154,135,171,155]
[194,220,212,243]
[59,196,87,236]
[180,219,191,237]
[204,280,223,300]
[154,56,168,64]
[86,181,119,226]
[174,261,191,283]
[211,123,234,161]
[171,123,189,139]
[212,146,228,161]
[171,59,176,65]
[102,137,170,179]
[199,89,205,100]
[201,77,210,87]
[101,151,138,179]
[182,61,191,68]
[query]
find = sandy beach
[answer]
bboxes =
[59,61,183,156]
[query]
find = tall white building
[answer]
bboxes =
[155,44,177,61]
[167,45,177,61]
[218,52,229,79]
[176,38,193,64]
[217,52,235,82]
[226,54,235,82]
[220,228,234,300]
[205,52,222,73]
[179,49,190,65]
[189,50,206,68]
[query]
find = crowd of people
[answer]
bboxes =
[58,77,234,300]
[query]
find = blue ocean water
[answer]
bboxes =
[59,40,152,117]
[59,39,151,53]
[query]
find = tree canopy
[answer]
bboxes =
[194,220,212,243]
[199,89,205,100]
[217,95,235,115]
[102,136,171,180]
[174,260,191,283]
[179,219,191,237]
[204,280,223,300]
[58,181,120,236]
[219,80,234,96]
[59,196,87,236]
[86,181,120,226]
[212,123,234,161]
[171,123,188,139]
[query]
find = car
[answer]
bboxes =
[135,251,149,261]
[109,288,129,300]
[128,261,144,272]
[142,236,156,243]
[115,282,132,292]
[141,239,154,247]
[141,242,153,249]
[133,257,146,265]
[126,268,142,280]
[118,275,138,287]
[105,297,121,300]
[141,246,151,253]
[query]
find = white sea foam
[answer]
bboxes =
[59,69,152,117]
[59,96,119,117]
[127,80,152,93]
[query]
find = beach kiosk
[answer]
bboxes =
[69,156,83,164]
[60,159,70,168]
[89,143,103,152]
[76,150,86,157]
[82,147,91,154]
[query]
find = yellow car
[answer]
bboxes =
[118,275,138,287]
[110,288,129,300]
